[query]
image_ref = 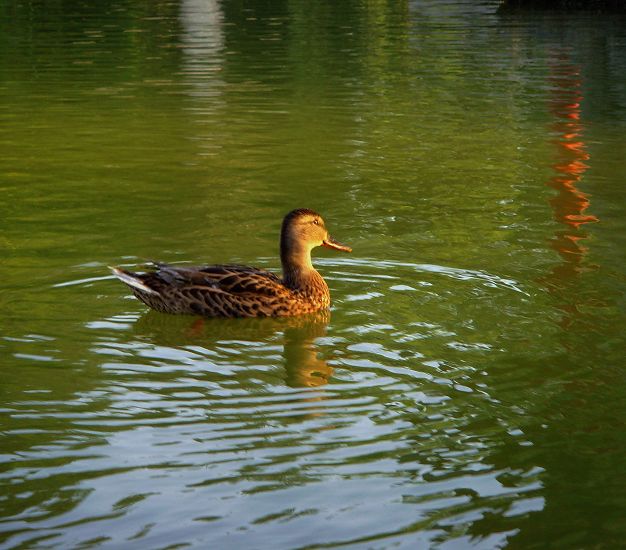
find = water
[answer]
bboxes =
[2,1,626,547]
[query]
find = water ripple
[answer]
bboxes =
[6,0,626,546]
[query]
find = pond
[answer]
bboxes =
[2,1,626,548]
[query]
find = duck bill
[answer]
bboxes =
[323,236,352,253]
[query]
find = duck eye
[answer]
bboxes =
[312,219,319,225]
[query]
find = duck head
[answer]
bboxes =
[280,208,351,271]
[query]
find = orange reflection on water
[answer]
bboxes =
[545,56,598,280]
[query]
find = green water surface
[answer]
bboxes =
[2,1,626,548]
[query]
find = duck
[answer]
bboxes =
[111,208,352,317]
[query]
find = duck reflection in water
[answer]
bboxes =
[281,310,333,388]
[133,309,334,389]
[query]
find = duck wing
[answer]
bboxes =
[158,264,282,292]
[114,263,293,317]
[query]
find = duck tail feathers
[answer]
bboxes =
[110,267,159,295]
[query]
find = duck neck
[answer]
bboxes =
[281,248,317,290]
[281,242,317,290]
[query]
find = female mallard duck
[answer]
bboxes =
[111,208,351,317]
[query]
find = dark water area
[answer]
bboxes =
[500,0,626,12]
[2,1,626,548]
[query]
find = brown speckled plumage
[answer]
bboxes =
[111,209,351,318]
